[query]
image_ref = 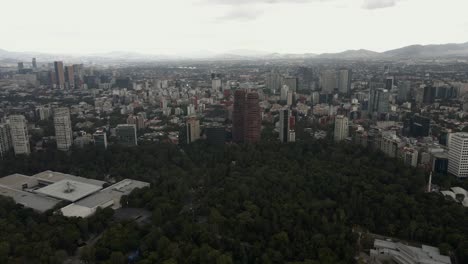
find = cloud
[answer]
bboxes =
[362,0,400,10]
[207,0,312,5]
[217,8,264,21]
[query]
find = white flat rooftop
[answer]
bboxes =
[0,185,60,212]
[35,179,103,202]
[32,171,105,187]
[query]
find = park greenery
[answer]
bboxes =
[0,139,467,263]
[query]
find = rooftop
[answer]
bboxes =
[0,173,39,190]
[35,179,103,202]
[32,170,105,187]
[0,185,60,212]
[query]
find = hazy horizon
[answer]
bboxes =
[2,0,468,55]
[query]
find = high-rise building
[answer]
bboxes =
[398,81,411,103]
[320,70,337,93]
[334,115,349,142]
[186,117,200,144]
[127,115,146,130]
[279,109,294,143]
[32,58,37,69]
[54,61,65,89]
[36,106,52,121]
[266,70,282,92]
[280,85,289,101]
[385,77,394,90]
[232,90,261,143]
[244,92,261,143]
[282,76,298,92]
[116,124,137,146]
[9,115,30,155]
[64,65,75,89]
[232,90,246,143]
[338,69,352,95]
[448,133,468,178]
[369,88,390,114]
[93,129,108,149]
[17,62,24,71]
[403,114,431,138]
[54,107,73,151]
[205,125,226,145]
[0,123,13,158]
[212,78,222,91]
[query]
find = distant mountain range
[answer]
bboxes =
[1,42,468,62]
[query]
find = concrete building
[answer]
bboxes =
[54,107,73,151]
[0,123,12,158]
[36,106,52,121]
[334,115,349,142]
[64,65,75,89]
[116,124,137,146]
[279,109,295,143]
[369,88,390,115]
[186,117,200,144]
[370,239,451,264]
[244,92,261,143]
[266,70,282,92]
[0,171,148,217]
[212,78,222,91]
[232,90,246,143]
[448,132,468,178]
[338,69,352,95]
[93,129,108,149]
[9,115,30,155]
[54,61,65,89]
[320,70,337,93]
[282,76,298,92]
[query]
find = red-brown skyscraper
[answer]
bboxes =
[232,90,261,143]
[244,92,261,143]
[54,61,65,89]
[233,90,246,143]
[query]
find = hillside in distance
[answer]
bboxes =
[1,42,468,61]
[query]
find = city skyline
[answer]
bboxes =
[2,0,468,55]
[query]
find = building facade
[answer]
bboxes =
[9,115,30,155]
[54,107,73,151]
[448,133,468,178]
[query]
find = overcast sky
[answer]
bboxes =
[2,0,467,55]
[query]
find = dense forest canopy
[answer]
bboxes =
[0,140,467,264]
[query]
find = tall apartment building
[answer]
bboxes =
[212,78,222,92]
[320,70,337,93]
[9,115,30,155]
[279,109,296,143]
[0,123,13,158]
[369,88,390,114]
[338,69,352,95]
[334,115,349,142]
[266,70,282,92]
[232,90,246,143]
[448,133,468,178]
[64,65,75,89]
[54,61,65,89]
[186,117,200,144]
[232,90,261,143]
[54,107,73,151]
[282,76,298,92]
[116,124,137,146]
[244,92,261,143]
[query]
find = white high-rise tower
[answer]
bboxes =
[448,132,468,178]
[334,115,349,142]
[54,107,73,151]
[9,115,30,155]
